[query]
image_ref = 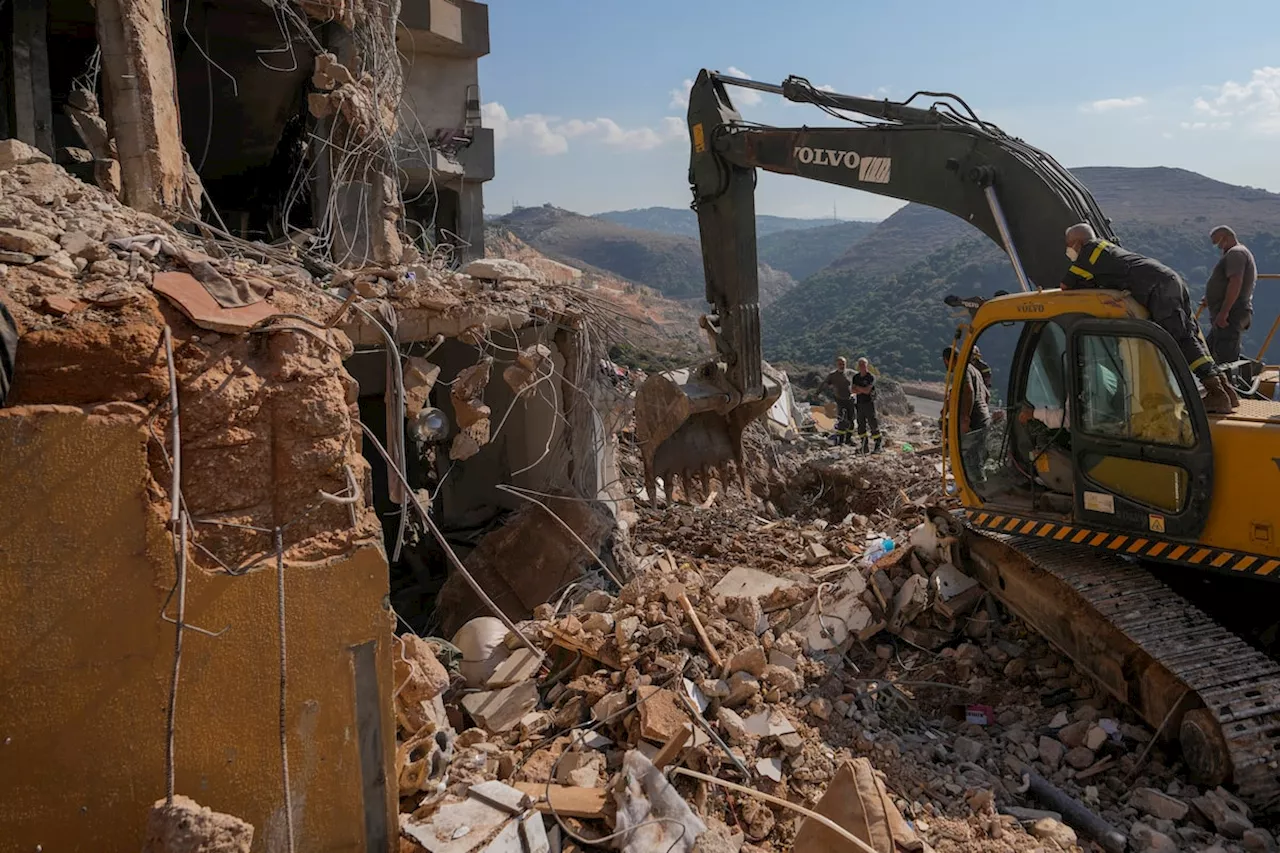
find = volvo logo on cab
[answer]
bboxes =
[793,146,893,183]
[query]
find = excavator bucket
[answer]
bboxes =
[634,365,781,504]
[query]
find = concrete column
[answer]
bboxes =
[7,0,55,155]
[457,180,485,262]
[96,0,192,217]
[312,26,403,269]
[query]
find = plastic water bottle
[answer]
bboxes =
[862,537,896,565]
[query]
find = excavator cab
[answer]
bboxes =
[946,289,1217,542]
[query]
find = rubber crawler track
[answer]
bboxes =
[977,530,1280,815]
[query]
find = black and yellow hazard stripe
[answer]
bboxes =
[963,510,1280,579]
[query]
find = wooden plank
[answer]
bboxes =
[511,782,609,819]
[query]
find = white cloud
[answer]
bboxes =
[482,102,568,156]
[724,67,763,106]
[1194,67,1280,133]
[1081,96,1146,113]
[1180,120,1232,131]
[669,78,694,109]
[816,84,838,93]
[483,102,684,156]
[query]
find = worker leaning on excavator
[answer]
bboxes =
[1059,223,1238,414]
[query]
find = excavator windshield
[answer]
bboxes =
[954,301,1205,518]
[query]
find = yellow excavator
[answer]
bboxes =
[635,69,1280,813]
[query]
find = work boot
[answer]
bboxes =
[873,436,883,454]
[1224,376,1241,408]
[1202,374,1235,414]
[860,436,870,454]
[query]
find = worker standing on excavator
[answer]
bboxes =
[1060,223,1237,413]
[818,356,856,445]
[1201,225,1256,366]
[851,357,882,454]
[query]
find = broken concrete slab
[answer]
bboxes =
[401,782,550,853]
[710,567,797,603]
[435,497,614,637]
[142,795,254,853]
[555,750,605,788]
[451,359,493,429]
[403,356,441,412]
[793,568,874,651]
[0,139,51,171]
[486,647,542,690]
[512,782,609,819]
[464,258,537,282]
[0,227,60,258]
[726,645,767,678]
[1130,787,1189,822]
[637,686,689,744]
[459,680,538,734]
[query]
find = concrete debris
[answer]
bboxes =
[142,795,254,853]
[400,781,549,853]
[381,421,1280,853]
[459,680,539,734]
[1130,787,1189,822]
[0,139,51,170]
[502,343,552,394]
[462,258,537,283]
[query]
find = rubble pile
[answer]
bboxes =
[390,432,1278,852]
[0,146,606,564]
[0,143,588,338]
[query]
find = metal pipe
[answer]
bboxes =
[710,74,785,97]
[983,184,1032,292]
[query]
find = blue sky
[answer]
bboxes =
[479,0,1280,220]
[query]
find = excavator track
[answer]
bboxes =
[964,528,1280,816]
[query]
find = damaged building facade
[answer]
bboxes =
[0,0,629,849]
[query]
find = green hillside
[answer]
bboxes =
[495,204,798,305]
[764,167,1280,380]
[757,220,876,281]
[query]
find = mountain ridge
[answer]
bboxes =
[765,165,1280,378]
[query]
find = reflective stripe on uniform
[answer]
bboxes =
[1069,265,1094,280]
[1189,354,1212,371]
[1090,240,1112,264]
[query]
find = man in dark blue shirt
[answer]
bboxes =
[851,357,882,454]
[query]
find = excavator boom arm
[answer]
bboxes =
[636,68,1118,502]
[689,70,1116,316]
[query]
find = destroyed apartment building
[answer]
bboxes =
[0,0,639,849]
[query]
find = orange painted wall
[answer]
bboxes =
[0,406,396,851]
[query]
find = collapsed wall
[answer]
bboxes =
[0,133,625,849]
